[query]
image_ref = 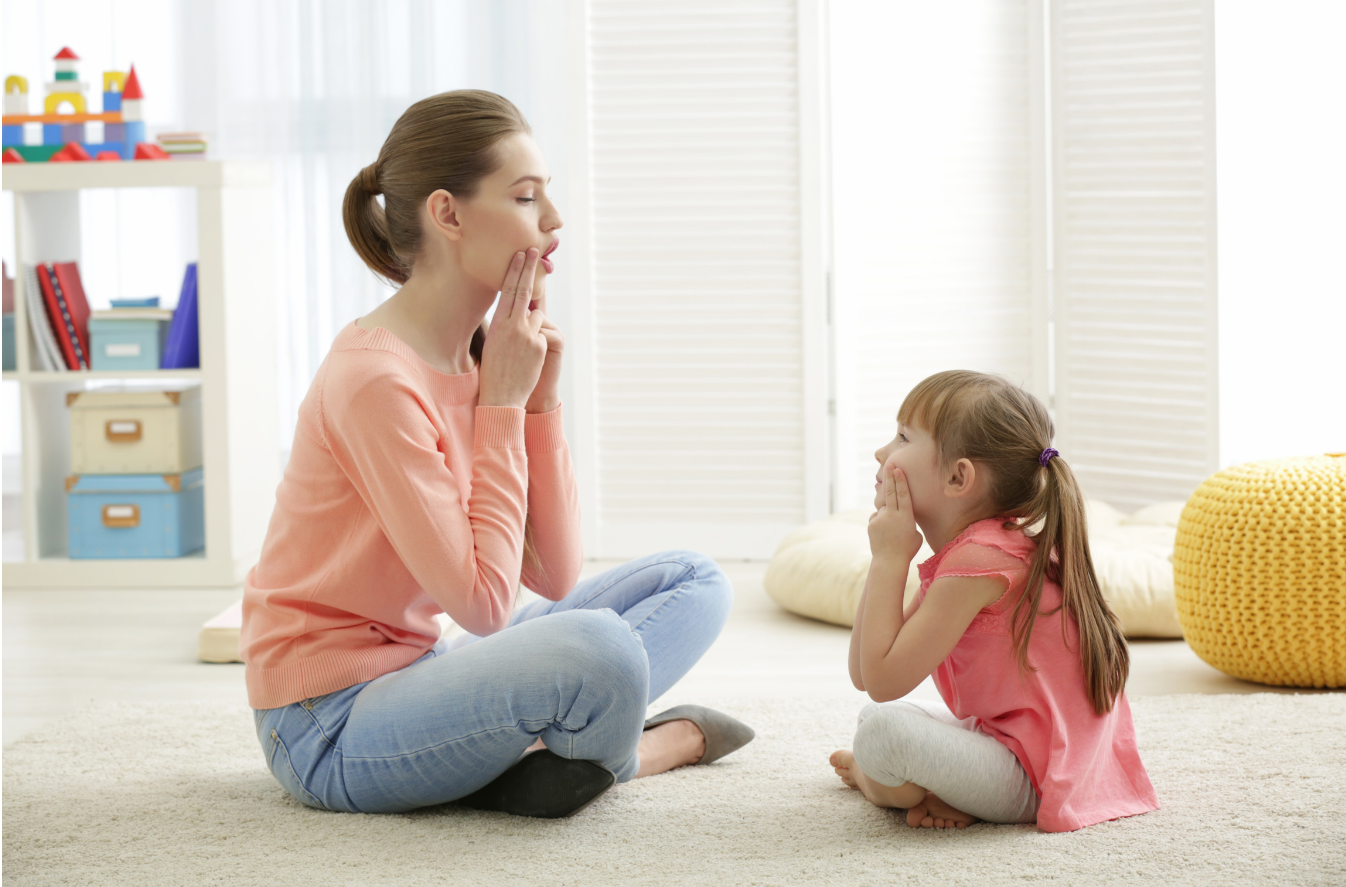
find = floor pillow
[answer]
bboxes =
[765,499,1186,638]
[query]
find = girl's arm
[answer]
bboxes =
[859,466,1003,702]
[519,407,584,600]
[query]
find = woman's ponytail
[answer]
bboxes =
[343,162,407,285]
[1016,455,1129,715]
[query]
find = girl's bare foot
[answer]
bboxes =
[907,792,979,829]
[829,749,928,809]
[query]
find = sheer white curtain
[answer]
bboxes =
[176,0,571,452]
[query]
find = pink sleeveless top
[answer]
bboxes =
[916,518,1159,832]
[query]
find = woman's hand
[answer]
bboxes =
[868,461,925,566]
[479,249,548,409]
[524,271,564,414]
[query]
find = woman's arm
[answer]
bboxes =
[519,407,583,599]
[325,364,529,637]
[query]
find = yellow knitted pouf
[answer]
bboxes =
[1173,454,1346,687]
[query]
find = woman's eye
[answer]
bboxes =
[516,197,536,204]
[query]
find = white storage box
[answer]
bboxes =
[68,386,204,475]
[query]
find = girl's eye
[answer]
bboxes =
[898,434,909,443]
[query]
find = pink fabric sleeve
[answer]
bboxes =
[321,360,528,637]
[521,407,584,600]
[933,540,1029,603]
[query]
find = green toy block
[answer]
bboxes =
[12,145,61,162]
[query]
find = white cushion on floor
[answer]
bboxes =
[764,500,1186,638]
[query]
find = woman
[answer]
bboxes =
[241,90,753,818]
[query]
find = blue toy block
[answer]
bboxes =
[2,124,22,147]
[123,120,145,146]
[42,123,62,145]
[105,122,125,143]
[103,90,122,112]
[61,123,86,144]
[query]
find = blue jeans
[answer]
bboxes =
[253,550,733,813]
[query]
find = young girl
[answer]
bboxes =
[830,370,1158,832]
[241,90,753,820]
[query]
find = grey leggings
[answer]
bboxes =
[853,699,1040,824]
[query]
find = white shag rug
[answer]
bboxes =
[4,694,1344,886]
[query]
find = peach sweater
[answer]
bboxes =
[241,322,582,710]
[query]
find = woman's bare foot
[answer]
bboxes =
[829,749,928,809]
[635,720,706,778]
[907,792,979,830]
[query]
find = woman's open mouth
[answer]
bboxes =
[540,238,559,274]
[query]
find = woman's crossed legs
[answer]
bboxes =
[255,550,733,813]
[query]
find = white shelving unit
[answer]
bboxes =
[2,160,278,587]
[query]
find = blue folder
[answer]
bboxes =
[161,263,199,369]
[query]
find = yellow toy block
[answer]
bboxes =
[103,71,126,92]
[5,75,27,94]
[44,91,86,114]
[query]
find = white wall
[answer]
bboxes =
[1215,0,1346,466]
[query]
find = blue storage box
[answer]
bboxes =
[67,467,204,558]
[89,315,171,371]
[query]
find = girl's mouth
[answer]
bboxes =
[540,237,559,274]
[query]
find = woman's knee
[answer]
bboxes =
[665,549,734,624]
[543,609,650,696]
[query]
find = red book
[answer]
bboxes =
[35,263,91,370]
[52,262,92,365]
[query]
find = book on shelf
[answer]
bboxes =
[23,265,64,371]
[36,263,92,370]
[155,132,208,160]
[161,263,200,369]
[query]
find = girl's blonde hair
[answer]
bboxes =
[899,370,1128,715]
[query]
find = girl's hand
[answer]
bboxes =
[868,462,924,566]
[524,274,564,414]
[479,249,548,409]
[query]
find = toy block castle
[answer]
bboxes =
[3,48,166,163]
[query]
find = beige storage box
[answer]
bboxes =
[68,386,204,475]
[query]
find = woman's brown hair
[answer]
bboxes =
[899,370,1129,715]
[342,88,532,363]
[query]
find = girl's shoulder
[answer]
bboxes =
[921,518,1036,584]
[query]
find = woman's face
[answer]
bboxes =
[455,132,563,296]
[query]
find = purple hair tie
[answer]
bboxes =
[1039,448,1059,467]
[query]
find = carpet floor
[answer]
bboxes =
[3,693,1343,886]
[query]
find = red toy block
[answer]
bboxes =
[96,150,121,161]
[134,142,169,160]
[2,147,25,163]
[50,142,92,162]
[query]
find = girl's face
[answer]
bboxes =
[873,420,943,525]
[455,132,563,296]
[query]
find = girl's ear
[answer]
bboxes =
[944,457,977,499]
[425,189,463,242]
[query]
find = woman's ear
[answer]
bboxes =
[424,189,463,242]
[944,458,977,499]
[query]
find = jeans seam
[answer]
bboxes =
[300,701,340,751]
[272,731,327,810]
[571,556,697,613]
[340,719,560,764]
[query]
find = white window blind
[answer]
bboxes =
[1051,0,1218,511]
[830,1,1045,510]
[580,0,825,558]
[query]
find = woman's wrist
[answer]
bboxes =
[524,395,561,414]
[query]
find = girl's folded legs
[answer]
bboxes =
[831,698,1039,829]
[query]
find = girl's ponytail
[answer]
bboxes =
[343,162,407,285]
[1015,454,1129,715]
